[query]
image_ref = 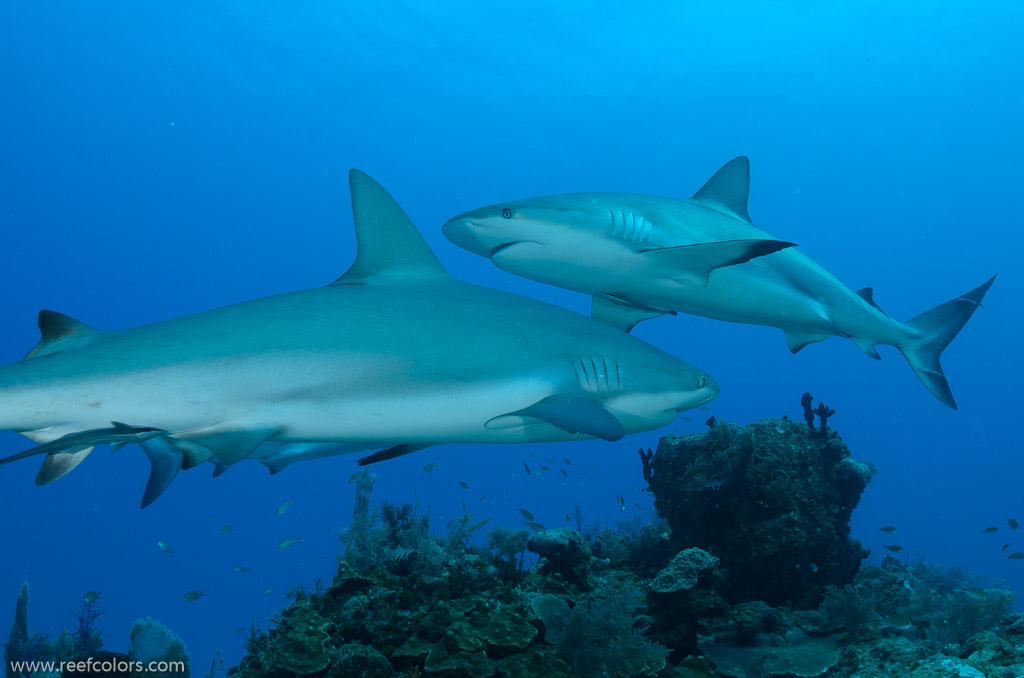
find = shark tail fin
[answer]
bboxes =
[897,275,996,409]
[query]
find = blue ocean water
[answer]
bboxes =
[0,1,1020,668]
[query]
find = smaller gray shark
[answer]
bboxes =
[443,157,995,409]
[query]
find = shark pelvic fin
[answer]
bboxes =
[332,170,451,285]
[486,394,625,442]
[35,448,95,485]
[784,330,832,354]
[177,428,281,466]
[357,443,432,466]
[591,294,674,333]
[25,310,98,358]
[139,437,184,508]
[640,239,796,287]
[690,156,753,223]
[856,287,888,316]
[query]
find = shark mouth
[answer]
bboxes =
[490,241,521,257]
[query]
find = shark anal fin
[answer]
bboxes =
[139,438,184,508]
[856,287,887,316]
[25,310,97,359]
[639,239,796,287]
[35,448,95,485]
[486,394,625,442]
[591,294,674,333]
[332,170,451,285]
[689,156,753,223]
[357,443,432,466]
[180,428,281,466]
[785,330,832,354]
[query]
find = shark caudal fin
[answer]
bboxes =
[898,275,996,409]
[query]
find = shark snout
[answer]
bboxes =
[443,214,494,259]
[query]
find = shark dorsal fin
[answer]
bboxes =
[332,170,450,285]
[689,156,752,224]
[856,287,887,316]
[25,310,97,358]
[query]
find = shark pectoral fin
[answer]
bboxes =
[689,156,753,223]
[357,443,433,466]
[138,438,184,508]
[25,310,98,359]
[487,395,625,442]
[591,294,673,333]
[180,428,281,466]
[785,330,832,354]
[35,448,95,486]
[640,239,796,287]
[212,462,229,477]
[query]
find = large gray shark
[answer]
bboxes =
[443,157,995,409]
[0,171,718,507]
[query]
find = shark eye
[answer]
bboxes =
[698,376,707,388]
[501,208,514,219]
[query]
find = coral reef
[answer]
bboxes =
[3,584,189,678]
[639,407,875,607]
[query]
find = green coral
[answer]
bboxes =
[531,584,668,678]
[650,549,719,594]
[269,607,331,674]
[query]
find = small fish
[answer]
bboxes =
[877,526,899,534]
[422,462,439,473]
[518,507,535,521]
[1009,518,1020,530]
[565,513,572,522]
[582,472,590,478]
[523,521,546,532]
[462,501,467,510]
[541,465,551,472]
[458,481,469,490]
[528,453,542,459]
[1007,552,1024,560]
[275,497,295,517]
[961,587,987,599]
[277,537,303,550]
[234,566,250,573]
[222,525,233,534]
[262,586,277,596]
[562,458,572,467]
[183,589,208,602]
[83,591,103,604]
[523,462,531,475]
[885,613,912,630]
[1002,543,1010,552]
[235,627,245,635]
[509,471,517,478]
[681,417,692,422]
[699,406,710,411]
[883,544,904,553]
[478,495,486,503]
[560,469,568,477]
[158,540,176,556]
[981,526,999,534]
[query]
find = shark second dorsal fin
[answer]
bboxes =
[25,310,97,358]
[689,156,753,224]
[332,170,451,285]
